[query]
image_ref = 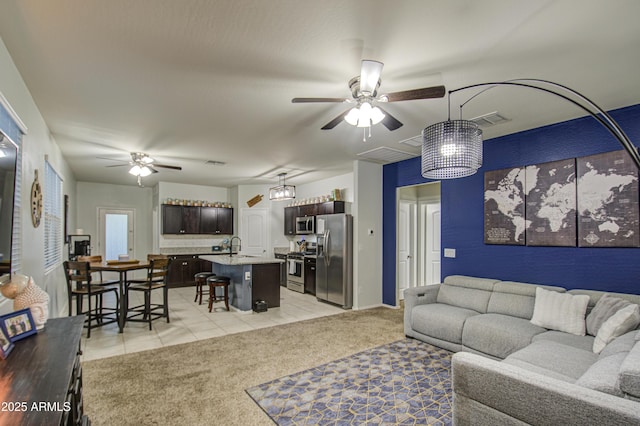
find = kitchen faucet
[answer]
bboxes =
[230,236,242,257]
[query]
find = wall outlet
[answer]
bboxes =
[444,248,456,258]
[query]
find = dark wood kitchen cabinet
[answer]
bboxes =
[162,205,233,235]
[283,201,346,235]
[284,206,297,235]
[162,205,201,234]
[167,255,202,287]
[200,206,234,235]
[318,201,345,215]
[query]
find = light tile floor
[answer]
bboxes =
[80,286,345,361]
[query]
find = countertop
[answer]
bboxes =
[200,255,285,265]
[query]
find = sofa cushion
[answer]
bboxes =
[599,330,639,358]
[504,340,598,382]
[569,289,640,317]
[530,287,590,335]
[487,281,565,320]
[411,303,479,345]
[463,314,546,359]
[593,304,640,353]
[619,340,640,399]
[575,352,627,397]
[532,330,594,352]
[586,293,634,336]
[437,284,492,314]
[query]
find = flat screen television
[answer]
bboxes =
[0,129,18,281]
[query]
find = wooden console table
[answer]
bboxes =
[0,316,88,425]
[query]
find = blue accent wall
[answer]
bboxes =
[383,104,640,305]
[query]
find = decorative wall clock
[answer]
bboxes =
[31,170,43,228]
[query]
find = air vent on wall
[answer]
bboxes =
[357,147,418,164]
[469,111,510,127]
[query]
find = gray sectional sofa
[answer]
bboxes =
[403,275,640,425]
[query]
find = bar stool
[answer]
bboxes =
[194,272,215,304]
[206,275,230,312]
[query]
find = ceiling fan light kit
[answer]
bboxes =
[269,173,296,201]
[128,164,153,177]
[292,59,446,136]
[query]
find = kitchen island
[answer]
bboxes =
[200,255,284,312]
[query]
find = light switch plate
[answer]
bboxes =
[244,271,251,281]
[444,248,456,258]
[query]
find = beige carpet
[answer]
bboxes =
[83,307,404,425]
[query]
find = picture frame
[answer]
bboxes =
[0,308,37,343]
[0,326,14,359]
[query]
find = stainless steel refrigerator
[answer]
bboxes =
[316,213,353,309]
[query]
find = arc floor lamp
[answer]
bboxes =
[421,78,640,179]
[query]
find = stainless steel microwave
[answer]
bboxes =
[295,216,315,234]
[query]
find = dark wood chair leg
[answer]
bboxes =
[164,286,170,323]
[224,284,229,311]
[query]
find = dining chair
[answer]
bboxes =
[127,254,168,284]
[63,260,120,338]
[77,255,119,286]
[126,257,170,330]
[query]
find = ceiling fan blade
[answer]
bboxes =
[321,110,350,130]
[105,164,129,168]
[360,60,384,95]
[292,97,348,103]
[384,85,446,102]
[148,166,159,174]
[154,163,182,171]
[377,107,403,131]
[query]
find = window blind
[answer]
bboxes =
[11,146,21,275]
[44,161,63,274]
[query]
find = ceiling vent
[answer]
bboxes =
[398,135,423,148]
[469,111,510,127]
[357,147,418,164]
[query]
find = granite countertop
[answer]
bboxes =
[200,255,285,265]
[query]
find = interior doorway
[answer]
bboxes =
[240,207,268,257]
[396,182,441,302]
[97,208,134,260]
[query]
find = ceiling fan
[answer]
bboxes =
[101,152,182,186]
[292,60,446,135]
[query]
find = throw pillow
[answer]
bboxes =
[593,304,640,353]
[586,293,633,336]
[530,287,590,336]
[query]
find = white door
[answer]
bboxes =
[240,207,268,257]
[398,201,416,300]
[98,208,134,261]
[424,202,441,285]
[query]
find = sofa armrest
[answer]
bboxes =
[403,284,440,336]
[452,352,640,426]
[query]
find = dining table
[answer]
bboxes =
[90,260,150,332]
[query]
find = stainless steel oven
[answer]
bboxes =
[286,253,304,293]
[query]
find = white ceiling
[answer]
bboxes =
[1,0,639,187]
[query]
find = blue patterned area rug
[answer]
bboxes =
[246,339,453,425]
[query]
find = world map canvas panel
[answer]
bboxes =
[525,158,577,246]
[484,167,527,245]
[577,150,640,247]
